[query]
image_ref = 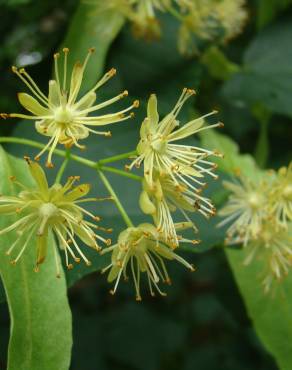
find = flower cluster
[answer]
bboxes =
[0,158,111,276]
[219,163,292,292]
[178,0,248,55]
[1,48,139,167]
[101,223,195,300]
[129,90,222,249]
[0,48,223,299]
[91,0,247,54]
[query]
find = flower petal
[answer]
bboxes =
[27,160,49,194]
[48,80,60,107]
[147,94,159,129]
[18,93,50,116]
[64,184,91,201]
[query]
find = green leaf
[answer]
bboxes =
[201,131,292,370]
[226,247,292,370]
[257,0,292,29]
[59,1,125,90]
[222,18,292,118]
[0,146,72,370]
[200,129,260,178]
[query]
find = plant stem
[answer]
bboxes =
[99,150,137,165]
[100,165,142,181]
[0,137,96,168]
[252,104,271,168]
[55,148,71,183]
[97,170,134,228]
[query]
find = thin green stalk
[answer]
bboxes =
[100,165,142,181]
[97,170,134,228]
[254,119,269,168]
[99,150,137,165]
[0,136,141,182]
[0,137,96,168]
[55,149,71,183]
[252,104,271,168]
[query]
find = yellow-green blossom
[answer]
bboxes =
[0,158,111,276]
[269,162,292,229]
[243,221,292,293]
[1,48,138,167]
[218,176,268,246]
[101,222,195,300]
[128,89,222,191]
[178,0,247,55]
[90,0,171,39]
[139,172,213,246]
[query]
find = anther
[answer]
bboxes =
[24,156,31,164]
[46,161,54,168]
[133,100,140,108]
[88,47,95,53]
[63,47,69,53]
[108,68,116,77]
[0,113,8,119]
[106,239,111,246]
[186,88,196,95]
[85,261,92,266]
[11,66,18,73]
[190,264,196,272]
[53,53,60,59]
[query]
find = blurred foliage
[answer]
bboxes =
[0,0,291,369]
[0,147,72,370]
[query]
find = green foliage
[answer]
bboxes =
[201,130,292,370]
[60,1,125,88]
[227,248,292,370]
[200,129,260,178]
[257,0,292,29]
[222,18,292,118]
[0,147,72,370]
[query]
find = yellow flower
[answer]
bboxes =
[101,222,195,300]
[128,89,222,191]
[1,48,139,167]
[91,0,171,39]
[178,0,247,55]
[270,162,292,229]
[139,172,213,246]
[218,175,268,246]
[244,221,292,293]
[0,158,111,276]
